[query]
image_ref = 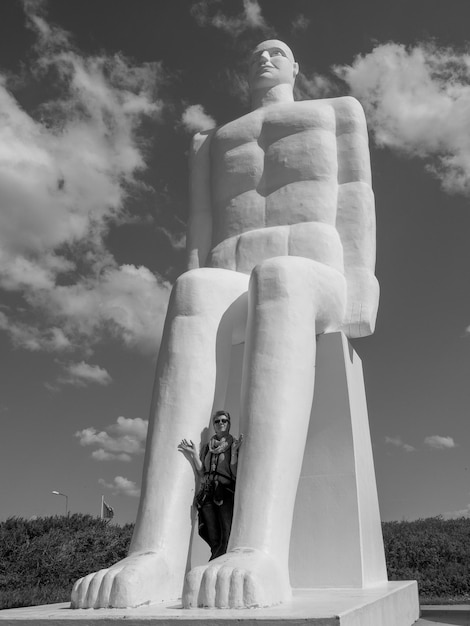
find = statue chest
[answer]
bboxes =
[211,102,338,203]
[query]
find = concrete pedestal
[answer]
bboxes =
[290,332,387,588]
[184,332,418,623]
[192,332,390,588]
[0,582,419,625]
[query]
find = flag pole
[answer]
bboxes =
[101,495,104,519]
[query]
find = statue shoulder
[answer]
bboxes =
[329,96,367,131]
[290,97,366,131]
[294,95,363,111]
[329,95,364,112]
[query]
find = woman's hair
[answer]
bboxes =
[212,409,231,423]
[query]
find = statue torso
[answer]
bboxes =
[207,99,344,274]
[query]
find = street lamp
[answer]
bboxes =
[52,490,68,515]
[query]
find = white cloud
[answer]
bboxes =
[0,3,172,357]
[424,435,457,449]
[93,449,132,462]
[291,14,310,33]
[242,0,267,29]
[191,0,272,36]
[44,382,60,393]
[295,72,341,100]
[99,475,140,497]
[181,104,216,134]
[335,42,470,195]
[75,416,148,461]
[385,436,416,453]
[156,226,186,252]
[444,503,470,519]
[39,265,171,355]
[57,361,112,387]
[0,313,72,352]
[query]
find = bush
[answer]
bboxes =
[2,514,470,608]
[382,516,470,603]
[0,514,132,609]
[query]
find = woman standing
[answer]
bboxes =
[178,410,243,560]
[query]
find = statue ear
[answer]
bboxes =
[293,62,299,78]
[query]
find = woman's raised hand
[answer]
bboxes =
[231,434,243,452]
[178,438,197,456]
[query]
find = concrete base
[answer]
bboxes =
[290,332,387,588]
[191,333,389,589]
[0,581,419,625]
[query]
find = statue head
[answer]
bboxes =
[248,39,299,93]
[212,410,231,435]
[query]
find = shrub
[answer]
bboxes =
[382,516,470,602]
[2,514,470,608]
[0,514,132,609]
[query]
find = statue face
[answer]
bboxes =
[249,39,299,91]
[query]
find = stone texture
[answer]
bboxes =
[290,332,387,588]
[1,582,419,626]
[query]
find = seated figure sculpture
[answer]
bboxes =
[71,39,379,610]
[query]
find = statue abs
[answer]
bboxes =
[208,100,344,275]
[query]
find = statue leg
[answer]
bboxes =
[71,268,249,609]
[183,256,346,608]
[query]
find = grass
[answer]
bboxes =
[1,514,470,609]
[0,514,132,609]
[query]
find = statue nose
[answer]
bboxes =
[260,50,271,61]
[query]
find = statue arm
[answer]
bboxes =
[186,129,215,271]
[334,97,380,338]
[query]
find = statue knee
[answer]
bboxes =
[250,257,347,333]
[250,256,316,298]
[171,269,216,317]
[171,268,247,317]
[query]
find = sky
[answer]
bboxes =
[1,0,470,525]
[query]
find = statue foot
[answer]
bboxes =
[71,551,179,608]
[182,548,291,609]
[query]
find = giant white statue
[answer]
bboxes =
[71,39,379,610]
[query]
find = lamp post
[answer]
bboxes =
[52,490,68,515]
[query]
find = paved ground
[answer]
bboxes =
[417,621,458,626]
[417,605,470,625]
[416,621,451,625]
[413,618,470,626]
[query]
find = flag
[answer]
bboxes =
[102,499,114,520]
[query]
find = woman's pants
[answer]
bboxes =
[198,490,234,560]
